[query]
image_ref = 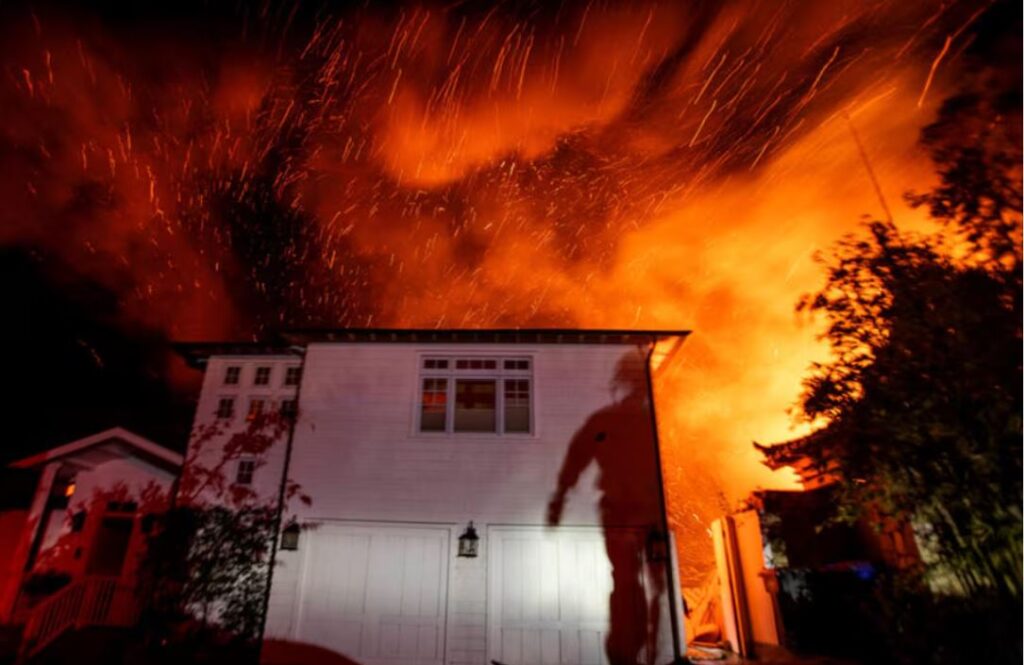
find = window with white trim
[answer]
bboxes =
[247,398,266,421]
[224,366,241,385]
[216,397,235,419]
[235,459,256,485]
[284,366,302,386]
[418,356,532,434]
[254,366,271,385]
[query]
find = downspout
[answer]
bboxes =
[256,345,307,662]
[643,337,688,664]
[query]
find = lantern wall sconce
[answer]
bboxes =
[280,521,301,551]
[457,522,479,558]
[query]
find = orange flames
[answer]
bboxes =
[0,0,991,588]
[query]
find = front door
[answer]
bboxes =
[86,516,133,577]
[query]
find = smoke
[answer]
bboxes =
[0,0,1003,587]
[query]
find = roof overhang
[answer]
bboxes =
[10,427,182,473]
[176,328,690,367]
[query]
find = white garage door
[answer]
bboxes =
[296,523,449,665]
[488,527,656,665]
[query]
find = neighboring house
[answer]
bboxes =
[177,328,690,665]
[702,425,925,660]
[754,424,921,570]
[0,428,181,656]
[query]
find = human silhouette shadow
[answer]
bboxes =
[547,350,667,665]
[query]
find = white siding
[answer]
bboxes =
[190,342,676,665]
[185,355,300,506]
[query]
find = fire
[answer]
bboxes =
[0,0,992,593]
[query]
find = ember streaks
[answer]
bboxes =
[0,0,1006,588]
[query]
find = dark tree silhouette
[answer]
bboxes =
[134,410,308,664]
[794,1,1021,607]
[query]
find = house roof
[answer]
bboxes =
[9,427,183,472]
[176,328,691,367]
[754,422,846,488]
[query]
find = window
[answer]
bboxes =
[247,398,265,421]
[236,459,256,485]
[280,399,298,418]
[454,380,496,432]
[504,379,531,432]
[216,397,235,419]
[418,356,532,434]
[224,366,241,385]
[420,378,448,432]
[455,359,497,370]
[254,366,271,385]
[284,366,302,386]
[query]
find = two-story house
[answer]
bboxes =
[177,329,690,665]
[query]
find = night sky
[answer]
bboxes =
[0,0,1018,477]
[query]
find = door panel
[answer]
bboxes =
[490,527,659,665]
[297,524,449,665]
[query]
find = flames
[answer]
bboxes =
[0,0,997,589]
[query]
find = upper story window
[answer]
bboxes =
[224,366,241,385]
[247,398,266,421]
[216,397,235,419]
[418,356,532,434]
[235,459,256,485]
[254,366,272,385]
[284,366,302,386]
[280,398,298,418]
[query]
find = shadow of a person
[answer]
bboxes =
[547,350,666,665]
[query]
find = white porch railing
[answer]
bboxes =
[18,576,138,661]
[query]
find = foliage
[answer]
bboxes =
[795,37,1021,604]
[135,409,307,661]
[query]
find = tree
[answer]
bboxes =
[135,409,308,663]
[795,31,1021,602]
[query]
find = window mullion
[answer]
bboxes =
[446,376,455,433]
[497,377,505,435]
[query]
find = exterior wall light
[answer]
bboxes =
[457,522,479,558]
[280,521,301,551]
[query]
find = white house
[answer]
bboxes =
[177,329,690,665]
[0,428,182,655]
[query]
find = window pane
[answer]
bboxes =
[504,379,531,433]
[255,367,271,385]
[216,398,235,419]
[454,380,496,432]
[224,366,241,384]
[420,378,447,432]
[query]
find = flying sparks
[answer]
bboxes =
[0,0,1003,591]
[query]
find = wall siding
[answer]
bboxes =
[192,342,673,665]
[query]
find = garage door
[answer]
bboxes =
[488,527,655,665]
[296,523,449,665]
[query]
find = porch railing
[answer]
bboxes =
[18,576,137,661]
